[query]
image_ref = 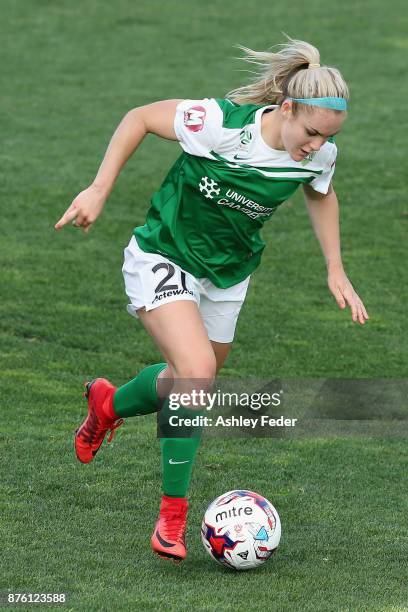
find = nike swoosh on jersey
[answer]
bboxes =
[169,459,190,465]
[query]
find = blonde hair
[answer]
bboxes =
[226,34,349,115]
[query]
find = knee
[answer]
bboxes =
[171,354,217,386]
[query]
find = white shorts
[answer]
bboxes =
[122,236,250,343]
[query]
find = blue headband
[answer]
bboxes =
[289,97,348,111]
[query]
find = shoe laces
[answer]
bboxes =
[81,416,124,445]
[161,508,187,541]
[107,419,125,443]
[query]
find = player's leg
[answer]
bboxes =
[73,312,229,466]
[74,314,210,467]
[112,320,233,422]
[146,281,247,562]
[211,341,232,372]
[137,300,215,493]
[74,276,243,466]
[74,237,201,463]
[135,300,216,562]
[107,238,234,418]
[109,236,207,419]
[153,340,231,395]
[111,341,230,427]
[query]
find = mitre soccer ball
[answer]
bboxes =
[201,490,281,570]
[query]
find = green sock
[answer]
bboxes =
[113,363,168,418]
[160,437,201,497]
[158,399,203,498]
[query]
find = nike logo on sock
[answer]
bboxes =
[169,459,190,465]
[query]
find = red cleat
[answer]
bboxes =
[151,495,188,563]
[74,378,124,464]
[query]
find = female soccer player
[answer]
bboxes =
[55,36,369,563]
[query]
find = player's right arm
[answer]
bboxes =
[54,100,182,233]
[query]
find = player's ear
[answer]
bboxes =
[280,99,293,119]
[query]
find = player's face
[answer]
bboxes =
[281,103,346,161]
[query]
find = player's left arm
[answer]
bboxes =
[302,182,369,325]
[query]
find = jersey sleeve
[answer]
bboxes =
[309,143,338,194]
[173,98,224,157]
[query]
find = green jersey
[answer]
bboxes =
[134,98,337,288]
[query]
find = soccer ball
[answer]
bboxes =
[201,490,281,570]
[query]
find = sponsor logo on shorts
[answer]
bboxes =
[151,264,194,304]
[184,105,206,132]
[152,288,194,304]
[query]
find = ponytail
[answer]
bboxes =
[225,34,349,114]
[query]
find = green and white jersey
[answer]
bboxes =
[134,97,337,288]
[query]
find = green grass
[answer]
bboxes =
[1,0,407,610]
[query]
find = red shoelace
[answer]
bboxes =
[79,417,124,445]
[107,419,125,443]
[160,509,187,541]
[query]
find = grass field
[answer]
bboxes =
[1,1,407,610]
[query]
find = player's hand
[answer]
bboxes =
[54,184,107,234]
[327,267,369,325]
